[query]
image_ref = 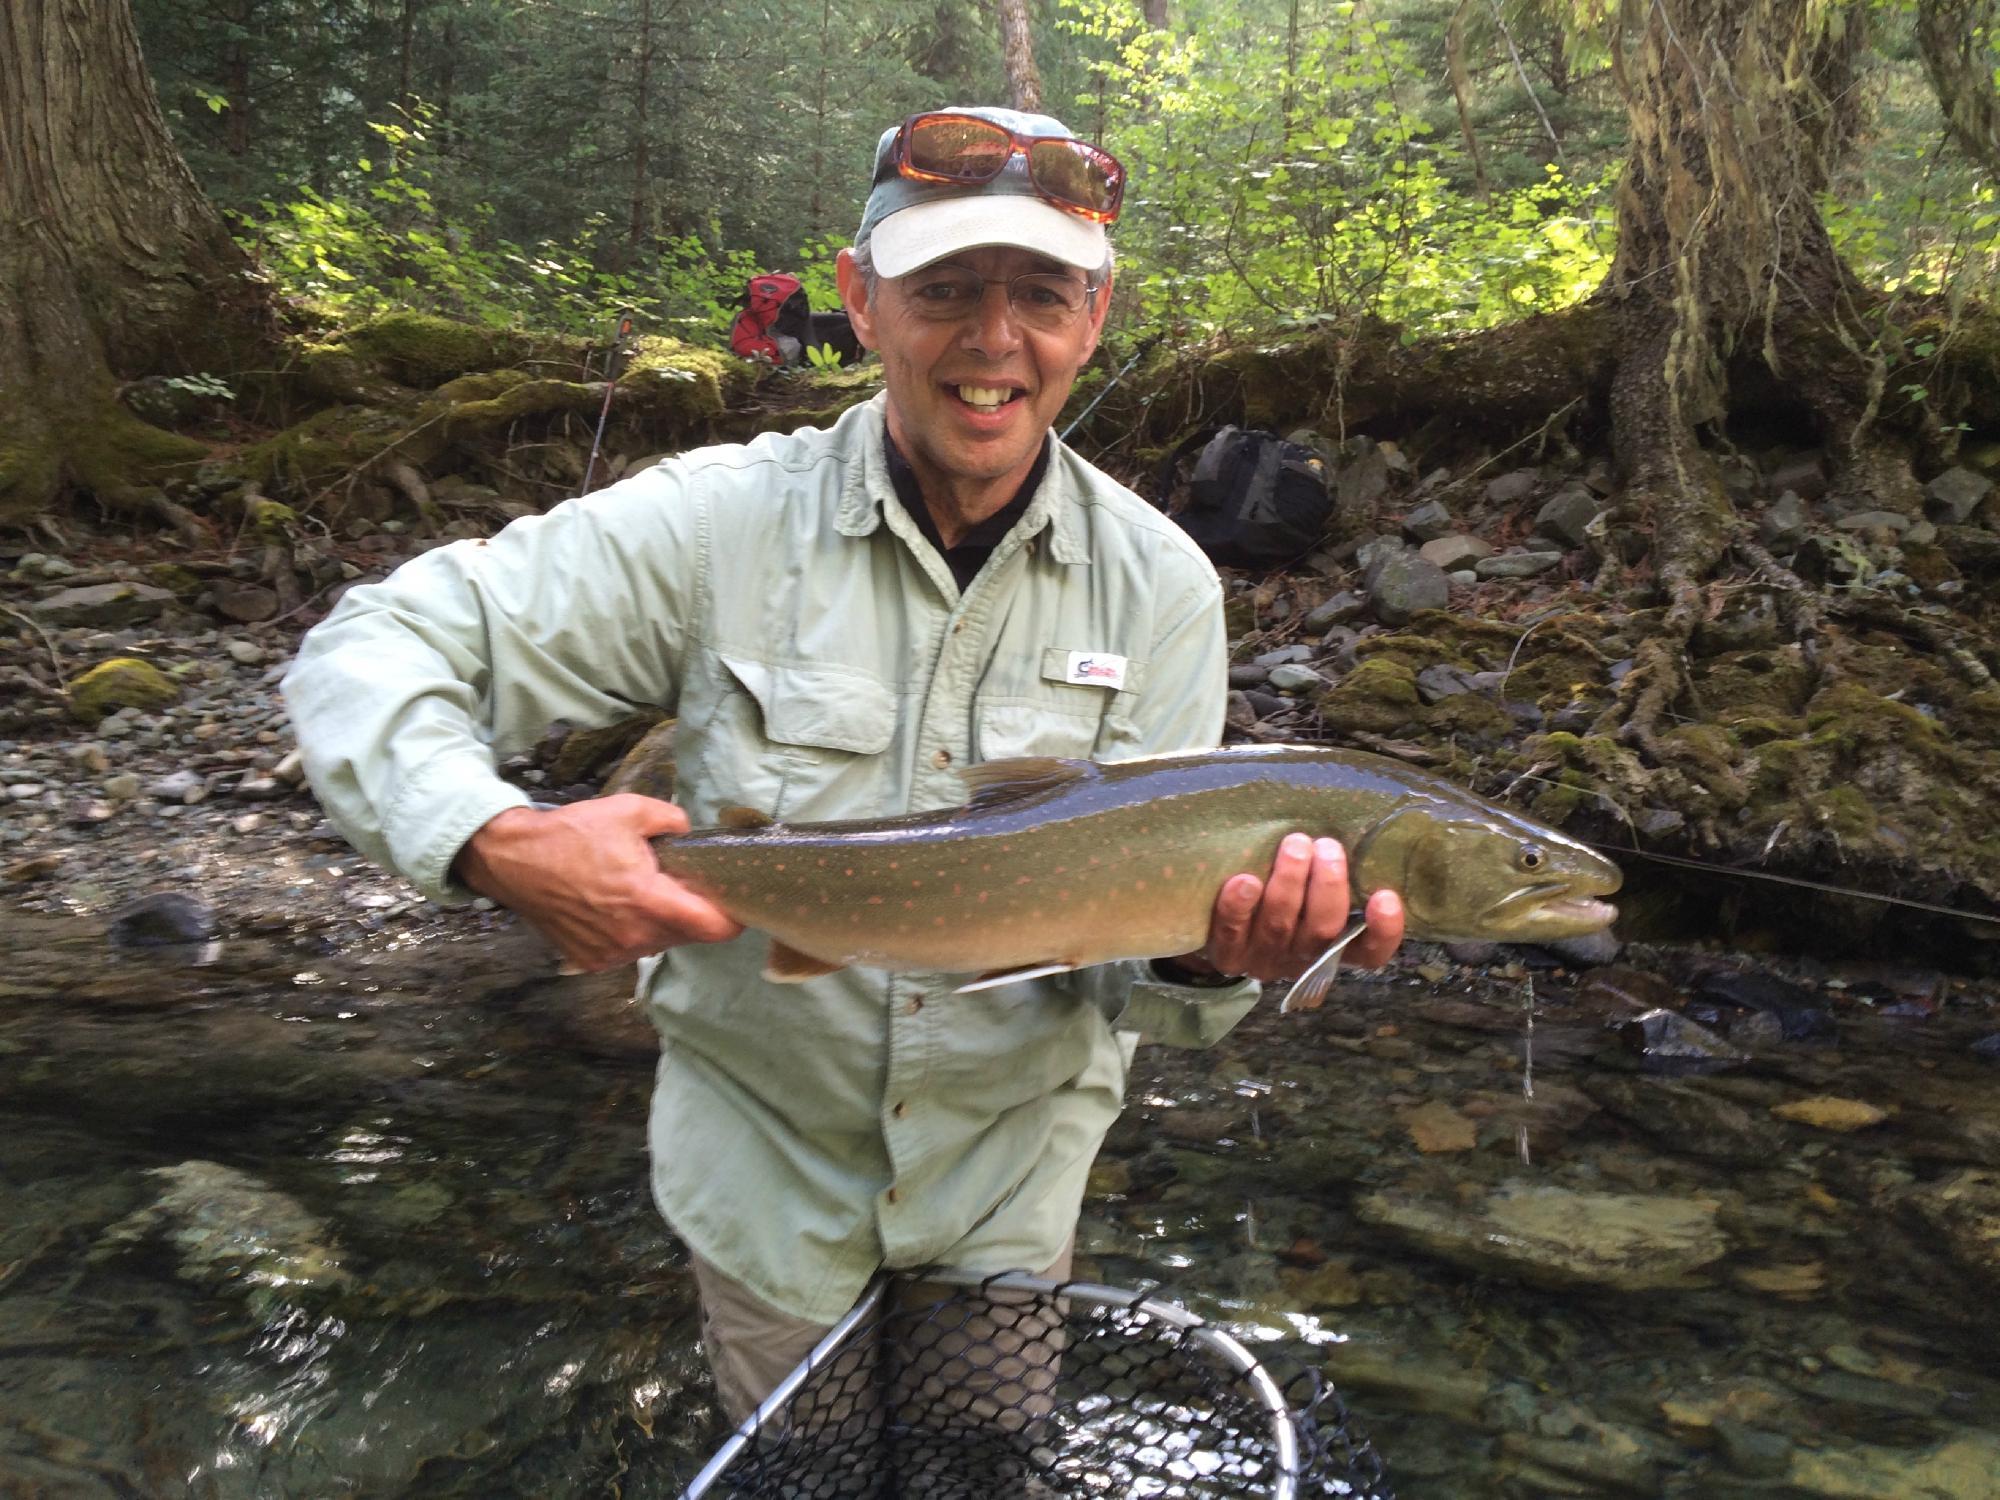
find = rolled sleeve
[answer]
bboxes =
[281,466,701,901]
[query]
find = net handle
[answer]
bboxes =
[678,1273,894,1500]
[928,1268,1303,1500]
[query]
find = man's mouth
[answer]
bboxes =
[949,383,1028,412]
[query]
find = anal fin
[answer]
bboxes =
[954,961,1078,994]
[764,939,844,983]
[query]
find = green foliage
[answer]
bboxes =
[1061,0,1614,344]
[246,109,762,340]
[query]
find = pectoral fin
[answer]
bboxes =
[954,961,1078,994]
[718,805,777,830]
[1279,916,1370,1014]
[763,940,844,983]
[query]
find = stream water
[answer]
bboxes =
[2,910,1997,1498]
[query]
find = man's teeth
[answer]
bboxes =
[957,385,1015,409]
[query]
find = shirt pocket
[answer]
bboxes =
[973,649,1147,762]
[706,653,897,820]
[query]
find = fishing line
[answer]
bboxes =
[1592,843,2000,925]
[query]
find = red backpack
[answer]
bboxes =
[729,273,811,363]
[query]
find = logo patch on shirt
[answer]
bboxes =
[1064,651,1129,690]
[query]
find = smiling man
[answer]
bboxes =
[283,105,1403,1425]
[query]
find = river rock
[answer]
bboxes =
[1534,484,1602,549]
[1903,1169,2000,1289]
[1303,591,1366,631]
[107,891,218,947]
[1784,1431,2000,1500]
[1475,550,1563,580]
[29,581,177,629]
[1770,1095,1890,1131]
[1415,663,1480,704]
[1228,664,1270,688]
[93,1159,354,1317]
[1356,1181,1729,1291]
[67,658,180,725]
[1766,452,1829,502]
[1400,499,1455,542]
[1268,663,1326,693]
[1253,644,1314,667]
[1834,508,1912,535]
[1486,469,1539,504]
[148,769,207,804]
[1335,439,1391,511]
[1924,465,1992,525]
[1619,1008,1749,1071]
[1419,534,1494,572]
[1759,491,1810,553]
[211,580,280,623]
[1368,551,1450,626]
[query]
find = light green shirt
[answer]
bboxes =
[283,394,1258,1323]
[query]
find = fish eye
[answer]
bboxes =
[1517,844,1546,872]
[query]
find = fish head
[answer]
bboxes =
[1358,803,1623,942]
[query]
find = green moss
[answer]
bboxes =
[145,563,203,596]
[69,657,180,724]
[1807,784,1880,841]
[1528,768,1594,823]
[433,369,532,403]
[242,404,415,492]
[1423,693,1513,738]
[342,312,532,388]
[1803,681,1940,744]
[1693,648,1811,717]
[1660,722,1739,778]
[1353,634,1458,667]
[1318,657,1421,734]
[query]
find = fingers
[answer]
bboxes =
[1201,833,1407,984]
[459,795,742,972]
[1343,888,1406,972]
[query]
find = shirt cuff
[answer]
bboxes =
[381,752,535,906]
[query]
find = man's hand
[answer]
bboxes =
[1173,833,1405,1006]
[455,794,743,973]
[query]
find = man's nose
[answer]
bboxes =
[961,283,1025,357]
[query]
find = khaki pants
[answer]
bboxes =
[693,1241,1075,1429]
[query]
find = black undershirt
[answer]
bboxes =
[884,430,1051,592]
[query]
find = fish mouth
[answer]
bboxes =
[1480,881,1621,937]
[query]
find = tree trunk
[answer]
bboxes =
[995,0,1043,113]
[1916,0,2000,177]
[0,0,272,522]
[1598,0,1899,755]
[626,0,655,252]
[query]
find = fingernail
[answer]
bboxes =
[1284,833,1311,857]
[1315,837,1341,863]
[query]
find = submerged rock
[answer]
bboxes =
[106,891,217,947]
[93,1159,355,1316]
[1357,1180,1729,1291]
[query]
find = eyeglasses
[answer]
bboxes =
[896,264,1099,331]
[892,112,1125,224]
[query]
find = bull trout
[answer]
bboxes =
[653,745,1621,1006]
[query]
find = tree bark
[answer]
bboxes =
[995,0,1043,113]
[1916,0,2000,177]
[626,0,655,252]
[0,0,273,522]
[1597,0,1900,755]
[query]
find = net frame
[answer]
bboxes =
[679,1268,1391,1499]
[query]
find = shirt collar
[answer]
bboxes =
[836,393,1090,564]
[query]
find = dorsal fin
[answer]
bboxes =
[717,804,776,830]
[958,756,1094,809]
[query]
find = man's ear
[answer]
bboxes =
[835,249,879,351]
[1079,269,1113,365]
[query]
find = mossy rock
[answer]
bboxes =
[434,369,532,403]
[1352,634,1461,670]
[69,658,179,725]
[341,312,537,389]
[1693,648,1811,717]
[1318,657,1421,734]
[1422,693,1514,739]
[144,563,204,597]
[242,404,418,492]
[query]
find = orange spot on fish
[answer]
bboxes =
[773,863,785,871]
[933,916,946,926]
[977,892,989,904]
[1162,865,1175,878]
[902,900,915,909]
[867,896,883,906]
[844,868,854,876]
[1135,880,1148,892]
[1016,876,1031,885]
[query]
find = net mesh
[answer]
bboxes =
[683,1273,1393,1500]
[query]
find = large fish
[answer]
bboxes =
[654,745,1621,1006]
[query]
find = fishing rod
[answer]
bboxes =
[581,308,638,494]
[1060,334,1162,444]
[1591,842,2000,925]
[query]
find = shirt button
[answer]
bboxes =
[907,996,924,1014]
[886,1187,901,1204]
[932,748,951,769]
[952,622,965,635]
[893,1100,908,1119]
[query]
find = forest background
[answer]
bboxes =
[124,0,1997,355]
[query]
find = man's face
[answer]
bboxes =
[837,244,1111,492]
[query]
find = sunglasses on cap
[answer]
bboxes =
[891,111,1125,224]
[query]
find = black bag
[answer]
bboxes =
[1155,426,1332,568]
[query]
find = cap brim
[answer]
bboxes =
[871,196,1107,279]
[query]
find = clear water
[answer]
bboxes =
[4,910,1997,1497]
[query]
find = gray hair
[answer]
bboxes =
[848,233,1113,306]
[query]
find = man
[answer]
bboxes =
[283,105,1404,1424]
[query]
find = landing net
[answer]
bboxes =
[679,1269,1393,1499]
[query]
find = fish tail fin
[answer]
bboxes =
[763,940,844,983]
[1280,916,1369,1013]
